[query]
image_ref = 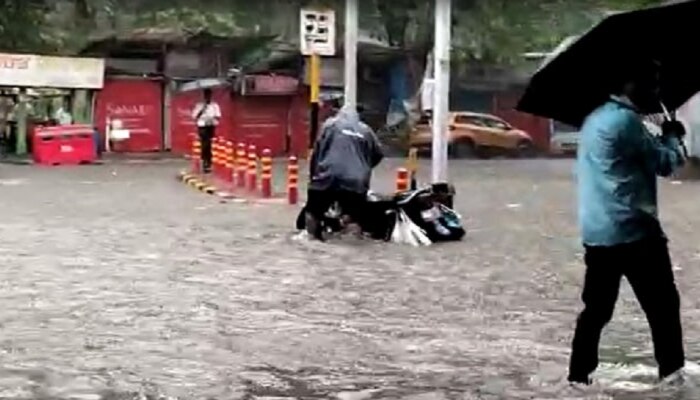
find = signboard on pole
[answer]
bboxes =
[0,53,104,89]
[300,9,336,56]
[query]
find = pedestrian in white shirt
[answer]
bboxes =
[191,88,221,173]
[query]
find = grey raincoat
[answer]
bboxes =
[309,106,384,194]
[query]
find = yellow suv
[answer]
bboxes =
[409,112,535,158]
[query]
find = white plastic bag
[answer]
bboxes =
[392,209,432,247]
[390,211,404,244]
[401,210,431,246]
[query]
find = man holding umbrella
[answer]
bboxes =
[192,88,221,173]
[568,63,687,385]
[516,0,700,386]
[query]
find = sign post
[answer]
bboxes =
[344,0,358,110]
[300,8,336,156]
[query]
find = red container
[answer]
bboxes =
[33,125,96,166]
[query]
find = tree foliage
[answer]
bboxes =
[0,0,666,65]
[452,0,664,66]
[0,1,54,52]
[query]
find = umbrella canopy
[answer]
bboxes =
[517,0,700,127]
[178,78,229,93]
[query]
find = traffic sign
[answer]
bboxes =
[300,9,336,56]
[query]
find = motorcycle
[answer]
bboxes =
[296,183,465,243]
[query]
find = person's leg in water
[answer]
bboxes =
[305,189,334,241]
[624,238,685,380]
[199,126,214,173]
[337,190,368,237]
[568,244,624,384]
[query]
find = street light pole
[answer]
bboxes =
[344,0,358,110]
[432,0,451,183]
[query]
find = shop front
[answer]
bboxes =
[170,74,307,157]
[0,53,104,156]
[94,77,164,153]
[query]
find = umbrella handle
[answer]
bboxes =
[659,100,688,157]
[660,101,674,121]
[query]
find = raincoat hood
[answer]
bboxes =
[334,105,361,124]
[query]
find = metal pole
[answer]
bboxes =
[344,0,358,109]
[432,0,451,183]
[309,53,321,156]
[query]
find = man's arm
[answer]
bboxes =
[309,126,333,178]
[191,104,203,120]
[623,117,684,177]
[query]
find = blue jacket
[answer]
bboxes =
[577,98,684,246]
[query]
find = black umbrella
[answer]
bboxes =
[517,0,700,127]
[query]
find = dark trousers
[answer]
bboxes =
[568,237,685,382]
[306,189,367,233]
[198,126,215,172]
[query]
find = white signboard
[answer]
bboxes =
[300,9,336,56]
[0,53,104,89]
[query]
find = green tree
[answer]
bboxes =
[0,1,54,52]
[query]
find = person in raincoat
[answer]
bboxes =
[568,63,687,385]
[305,105,384,240]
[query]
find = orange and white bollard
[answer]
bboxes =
[396,167,409,192]
[191,135,201,174]
[225,140,234,183]
[287,155,299,205]
[260,148,273,198]
[247,144,258,192]
[216,137,224,178]
[236,142,246,188]
[211,137,220,177]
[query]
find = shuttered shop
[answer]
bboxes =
[94,78,163,152]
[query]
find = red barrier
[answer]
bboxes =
[33,125,96,166]
[287,155,298,205]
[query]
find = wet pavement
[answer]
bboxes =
[1,158,700,399]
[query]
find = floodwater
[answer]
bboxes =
[0,159,699,399]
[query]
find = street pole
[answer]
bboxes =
[309,52,321,156]
[344,0,358,110]
[432,0,451,183]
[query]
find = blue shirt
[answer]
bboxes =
[577,99,684,246]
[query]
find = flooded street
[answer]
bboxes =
[1,158,700,399]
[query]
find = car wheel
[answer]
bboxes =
[451,140,477,159]
[516,140,535,158]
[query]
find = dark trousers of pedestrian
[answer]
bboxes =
[568,236,685,383]
[198,126,215,172]
[305,188,367,239]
